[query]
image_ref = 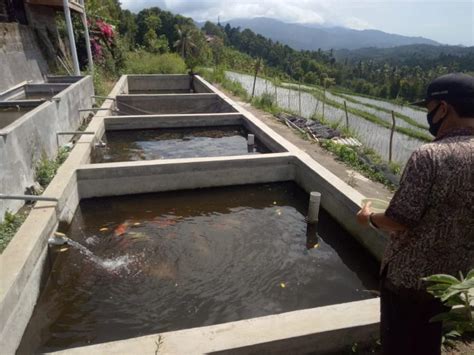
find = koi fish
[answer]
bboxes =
[114,223,129,236]
[151,216,181,228]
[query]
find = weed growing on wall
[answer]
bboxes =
[0,210,28,253]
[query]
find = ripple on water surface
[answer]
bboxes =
[19,182,379,352]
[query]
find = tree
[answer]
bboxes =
[143,14,168,53]
[202,21,226,40]
[173,24,197,59]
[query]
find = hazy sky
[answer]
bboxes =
[120,0,474,46]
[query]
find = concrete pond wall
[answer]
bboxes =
[125,74,212,94]
[0,74,388,354]
[116,93,237,115]
[0,76,94,221]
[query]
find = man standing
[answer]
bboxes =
[357,73,474,354]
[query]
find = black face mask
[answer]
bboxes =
[427,103,446,137]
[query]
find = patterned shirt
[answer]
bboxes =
[382,127,474,290]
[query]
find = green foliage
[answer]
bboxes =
[123,51,187,74]
[423,271,474,342]
[0,210,28,253]
[320,140,396,189]
[199,68,248,100]
[142,13,168,53]
[253,93,279,114]
[92,66,109,98]
[35,147,71,189]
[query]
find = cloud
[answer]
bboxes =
[120,0,370,29]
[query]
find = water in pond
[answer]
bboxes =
[0,106,34,129]
[20,182,379,352]
[92,126,270,163]
[21,92,58,100]
[128,89,192,94]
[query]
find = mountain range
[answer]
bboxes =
[217,17,440,51]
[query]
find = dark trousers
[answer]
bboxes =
[380,277,449,355]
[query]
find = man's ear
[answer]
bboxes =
[437,100,449,121]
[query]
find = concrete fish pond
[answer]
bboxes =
[19,182,379,352]
[92,126,270,163]
[0,105,37,129]
[1,75,386,354]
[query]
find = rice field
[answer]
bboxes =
[226,71,427,165]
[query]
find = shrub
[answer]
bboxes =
[35,147,71,188]
[423,271,474,345]
[253,93,278,113]
[124,51,187,74]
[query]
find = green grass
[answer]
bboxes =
[252,92,281,115]
[320,140,397,189]
[331,91,428,131]
[35,147,71,189]
[305,88,432,142]
[0,210,28,253]
[199,67,249,100]
[1,146,71,252]
[331,85,426,111]
[124,51,187,75]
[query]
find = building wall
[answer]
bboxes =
[0,22,49,92]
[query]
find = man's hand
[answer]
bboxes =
[356,201,408,232]
[357,201,372,227]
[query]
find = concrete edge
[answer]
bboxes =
[103,113,244,130]
[46,298,380,355]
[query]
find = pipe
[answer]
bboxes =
[307,192,321,224]
[247,134,255,145]
[63,0,81,75]
[305,223,319,249]
[80,12,94,74]
[56,131,95,147]
[48,232,69,246]
[0,194,58,202]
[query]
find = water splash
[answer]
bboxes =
[66,239,133,273]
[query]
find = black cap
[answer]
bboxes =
[411,73,474,107]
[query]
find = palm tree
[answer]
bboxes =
[173,25,197,60]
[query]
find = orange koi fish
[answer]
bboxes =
[114,222,129,236]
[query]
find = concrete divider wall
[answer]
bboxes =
[48,298,380,355]
[127,74,191,92]
[126,74,212,94]
[103,113,244,131]
[77,154,295,199]
[116,93,237,115]
[46,76,83,84]
[0,76,94,221]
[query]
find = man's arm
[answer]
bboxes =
[357,148,435,233]
[357,202,407,232]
